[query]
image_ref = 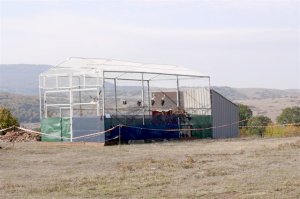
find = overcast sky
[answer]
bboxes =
[0,0,299,89]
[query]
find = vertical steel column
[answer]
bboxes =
[142,73,145,125]
[176,75,180,131]
[79,76,82,116]
[147,80,151,115]
[43,76,47,118]
[44,92,47,118]
[60,107,63,142]
[176,75,180,107]
[208,76,213,130]
[102,71,105,117]
[39,75,42,121]
[69,74,73,142]
[114,78,118,117]
[96,72,100,116]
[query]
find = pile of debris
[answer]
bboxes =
[0,129,41,142]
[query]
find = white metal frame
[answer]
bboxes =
[39,59,211,142]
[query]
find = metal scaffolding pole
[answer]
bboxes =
[44,92,47,118]
[176,75,180,131]
[96,72,100,116]
[69,74,73,142]
[114,78,118,117]
[176,75,180,107]
[147,80,150,115]
[39,76,42,120]
[102,71,105,117]
[142,73,145,125]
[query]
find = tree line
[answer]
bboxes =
[239,104,300,137]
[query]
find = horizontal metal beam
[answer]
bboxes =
[103,70,210,79]
[40,85,102,90]
[45,87,97,94]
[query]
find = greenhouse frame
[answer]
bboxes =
[39,57,239,143]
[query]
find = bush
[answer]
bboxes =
[247,115,272,137]
[238,104,253,127]
[0,107,19,129]
[277,106,300,125]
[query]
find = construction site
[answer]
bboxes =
[38,57,239,143]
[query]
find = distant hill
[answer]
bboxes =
[0,64,52,95]
[213,87,300,121]
[212,86,300,101]
[0,92,39,123]
[0,64,299,123]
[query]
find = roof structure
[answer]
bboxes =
[40,57,209,79]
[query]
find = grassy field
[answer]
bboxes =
[1,137,300,199]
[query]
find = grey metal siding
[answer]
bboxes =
[211,89,239,138]
[72,116,105,142]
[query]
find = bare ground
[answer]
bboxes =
[0,137,300,199]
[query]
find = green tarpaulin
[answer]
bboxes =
[41,117,71,142]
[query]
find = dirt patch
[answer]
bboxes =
[0,130,40,142]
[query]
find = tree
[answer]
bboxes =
[277,106,300,125]
[0,107,19,129]
[247,116,272,137]
[238,104,253,126]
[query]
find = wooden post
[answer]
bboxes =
[118,125,121,147]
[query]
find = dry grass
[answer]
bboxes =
[1,137,300,198]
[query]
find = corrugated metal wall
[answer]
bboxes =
[211,89,239,138]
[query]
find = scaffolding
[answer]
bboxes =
[39,57,212,142]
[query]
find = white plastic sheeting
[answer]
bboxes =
[40,57,208,79]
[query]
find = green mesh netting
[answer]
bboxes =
[190,115,212,138]
[41,117,71,142]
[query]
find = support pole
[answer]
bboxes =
[69,74,73,142]
[141,73,145,125]
[39,76,42,121]
[44,92,47,118]
[102,71,105,117]
[114,78,118,117]
[176,75,180,107]
[176,75,180,132]
[96,72,100,116]
[119,125,121,146]
[147,80,151,115]
[79,76,82,116]
[43,75,47,118]
[60,107,63,142]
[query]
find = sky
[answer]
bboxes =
[0,0,299,89]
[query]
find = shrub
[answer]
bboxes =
[0,107,19,129]
[247,116,272,137]
[238,104,253,127]
[277,106,300,125]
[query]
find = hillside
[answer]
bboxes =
[0,92,40,123]
[213,87,300,121]
[0,64,299,123]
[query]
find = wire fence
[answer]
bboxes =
[1,119,299,142]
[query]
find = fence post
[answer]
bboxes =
[119,124,121,146]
